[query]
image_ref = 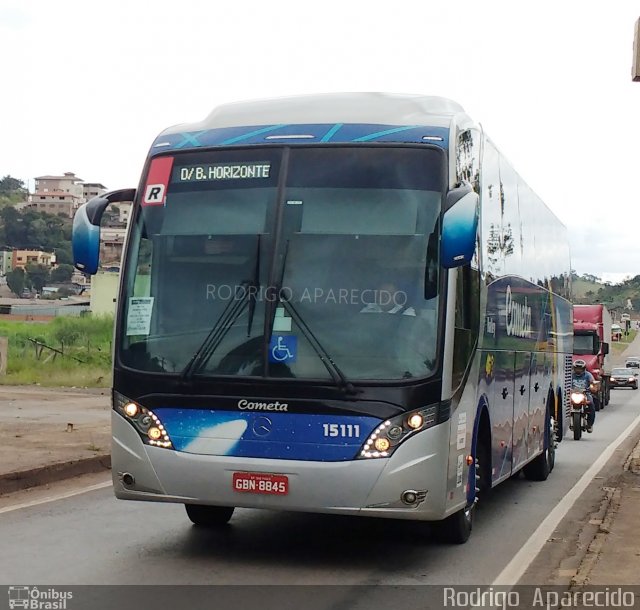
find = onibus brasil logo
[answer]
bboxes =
[7,587,72,609]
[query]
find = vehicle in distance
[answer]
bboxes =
[609,368,638,389]
[572,304,611,409]
[612,324,623,341]
[624,356,640,369]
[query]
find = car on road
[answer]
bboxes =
[625,357,640,371]
[610,367,638,390]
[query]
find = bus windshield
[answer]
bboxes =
[120,146,444,381]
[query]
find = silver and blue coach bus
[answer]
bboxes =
[73,93,573,543]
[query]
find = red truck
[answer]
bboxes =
[573,304,611,409]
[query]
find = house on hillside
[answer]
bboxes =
[24,173,108,218]
[12,249,56,270]
[0,250,13,276]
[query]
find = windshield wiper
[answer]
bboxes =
[180,235,262,380]
[246,235,261,337]
[180,281,253,380]
[277,293,359,397]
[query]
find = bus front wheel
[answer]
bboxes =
[185,504,235,527]
[434,436,488,544]
[435,503,473,544]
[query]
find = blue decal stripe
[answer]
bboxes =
[353,125,422,142]
[150,124,449,152]
[221,124,288,144]
[320,123,343,142]
[175,131,207,149]
[154,408,382,462]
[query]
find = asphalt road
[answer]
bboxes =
[1,387,639,588]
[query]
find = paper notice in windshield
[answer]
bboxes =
[126,297,154,335]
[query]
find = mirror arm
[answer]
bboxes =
[85,188,136,226]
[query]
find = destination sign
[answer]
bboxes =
[174,162,271,182]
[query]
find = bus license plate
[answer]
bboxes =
[232,472,289,495]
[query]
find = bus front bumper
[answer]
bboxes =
[111,411,458,521]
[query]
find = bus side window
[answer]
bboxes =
[452,264,480,389]
[132,239,153,297]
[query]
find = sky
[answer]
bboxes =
[1,1,639,284]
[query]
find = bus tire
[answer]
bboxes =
[434,431,488,544]
[435,504,473,545]
[572,412,582,441]
[185,504,235,526]
[523,409,555,481]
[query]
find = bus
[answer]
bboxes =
[73,93,573,543]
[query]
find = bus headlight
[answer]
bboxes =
[357,404,440,459]
[113,392,173,449]
[407,414,424,429]
[148,426,163,440]
[124,402,139,417]
[374,438,390,452]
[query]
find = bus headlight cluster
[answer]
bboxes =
[358,405,439,459]
[113,392,173,449]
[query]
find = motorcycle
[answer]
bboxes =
[569,384,595,440]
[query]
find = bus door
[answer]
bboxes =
[527,353,551,459]
[491,350,515,484]
[512,352,532,471]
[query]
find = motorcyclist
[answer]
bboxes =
[572,359,597,433]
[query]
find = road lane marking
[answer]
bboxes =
[0,480,112,514]
[492,411,640,585]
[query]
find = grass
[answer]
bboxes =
[0,315,113,387]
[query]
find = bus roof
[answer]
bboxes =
[158,92,471,137]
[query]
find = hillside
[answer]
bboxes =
[572,273,640,313]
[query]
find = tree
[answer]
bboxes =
[0,207,72,251]
[6,267,26,297]
[50,263,73,283]
[0,175,25,194]
[25,263,50,293]
[53,243,73,266]
[1,206,27,247]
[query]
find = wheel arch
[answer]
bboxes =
[467,396,492,504]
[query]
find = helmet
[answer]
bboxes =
[573,359,586,374]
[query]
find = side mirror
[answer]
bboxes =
[601,342,609,355]
[72,189,136,275]
[441,185,479,269]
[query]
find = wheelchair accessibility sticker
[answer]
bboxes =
[269,335,297,363]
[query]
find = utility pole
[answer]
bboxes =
[633,17,640,81]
